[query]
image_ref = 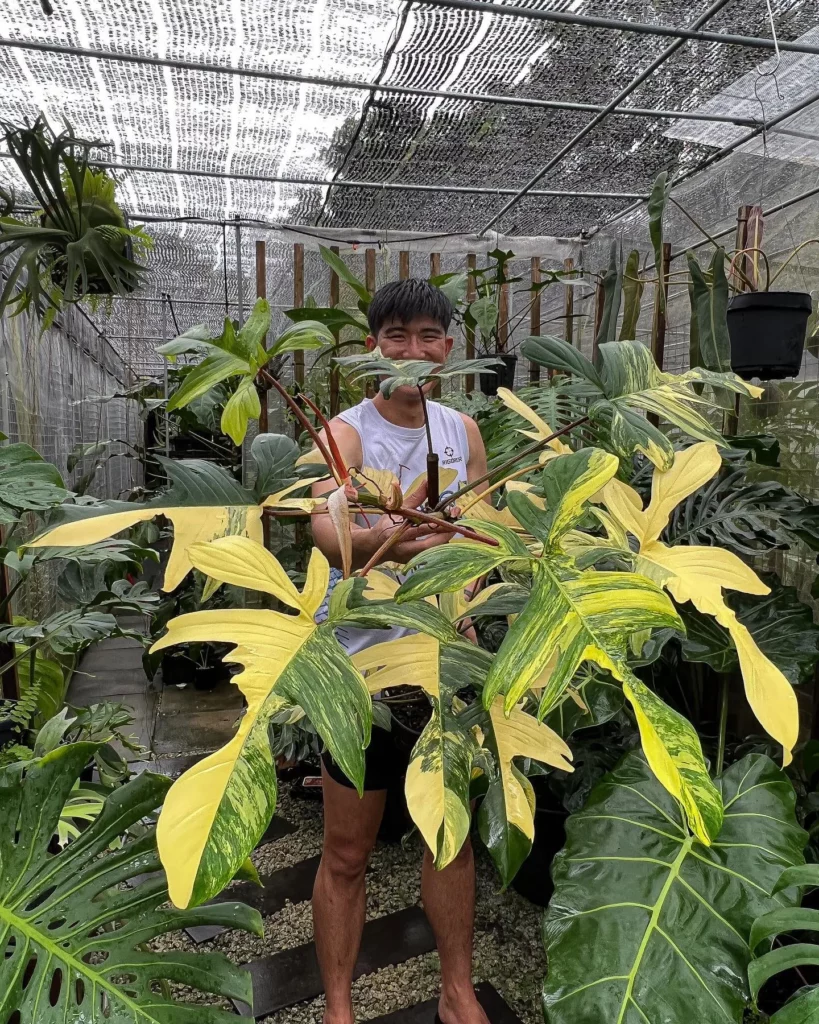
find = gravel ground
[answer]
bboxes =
[152,781,546,1023]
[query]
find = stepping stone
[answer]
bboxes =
[152,707,242,753]
[368,983,523,1023]
[159,679,244,714]
[234,906,436,1017]
[186,854,321,943]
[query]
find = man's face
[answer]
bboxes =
[366,314,453,396]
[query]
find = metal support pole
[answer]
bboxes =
[234,218,244,328]
[292,243,305,439]
[419,0,819,58]
[480,0,734,234]
[161,293,170,457]
[0,37,760,126]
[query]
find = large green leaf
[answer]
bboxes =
[648,170,671,312]
[543,753,806,1024]
[620,250,644,341]
[166,350,249,412]
[319,245,371,307]
[220,376,261,445]
[250,432,300,501]
[680,574,819,685]
[0,742,261,1023]
[0,443,68,517]
[687,249,732,410]
[595,241,622,347]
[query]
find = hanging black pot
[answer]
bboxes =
[727,291,812,380]
[479,353,518,396]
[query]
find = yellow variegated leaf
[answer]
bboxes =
[262,478,327,512]
[641,441,721,544]
[295,447,327,466]
[624,677,723,844]
[152,540,370,907]
[438,582,509,624]
[496,387,573,457]
[327,484,353,579]
[598,477,646,544]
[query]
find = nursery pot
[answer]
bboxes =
[509,783,569,907]
[480,354,518,396]
[727,291,812,380]
[161,651,196,687]
[193,663,231,691]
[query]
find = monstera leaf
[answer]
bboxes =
[601,441,800,764]
[151,536,377,907]
[0,742,261,1023]
[543,753,806,1024]
[30,448,314,593]
[522,335,762,470]
[0,442,68,523]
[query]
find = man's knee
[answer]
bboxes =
[321,834,372,883]
[424,836,473,870]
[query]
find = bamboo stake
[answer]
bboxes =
[529,256,541,383]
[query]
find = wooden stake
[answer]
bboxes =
[365,248,377,398]
[399,250,410,280]
[529,257,541,383]
[563,257,575,350]
[465,253,477,395]
[648,241,671,427]
[498,280,509,354]
[256,240,270,548]
[329,245,340,418]
[293,243,305,393]
[430,252,442,395]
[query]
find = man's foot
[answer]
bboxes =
[437,987,491,1024]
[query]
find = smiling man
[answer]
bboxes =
[310,279,491,1024]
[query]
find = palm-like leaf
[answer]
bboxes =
[0,742,262,1023]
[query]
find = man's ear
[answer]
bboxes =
[365,334,378,351]
[444,335,454,357]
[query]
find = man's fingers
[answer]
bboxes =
[403,479,429,510]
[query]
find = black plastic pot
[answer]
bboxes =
[727,291,812,380]
[193,663,230,691]
[0,715,19,749]
[161,651,196,687]
[480,354,518,396]
[510,780,569,906]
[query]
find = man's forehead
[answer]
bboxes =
[379,314,446,333]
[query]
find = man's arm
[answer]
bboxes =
[310,419,450,571]
[460,413,489,501]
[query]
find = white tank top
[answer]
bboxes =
[318,397,470,657]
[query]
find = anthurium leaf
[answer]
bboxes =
[319,245,371,306]
[30,458,263,592]
[774,864,819,894]
[251,432,299,501]
[221,375,261,445]
[595,240,622,346]
[0,743,261,1023]
[750,907,819,952]
[478,696,573,885]
[750,946,819,1004]
[166,350,250,412]
[648,170,671,311]
[619,249,644,340]
[522,334,605,390]
[152,541,371,906]
[543,752,806,1024]
[482,559,681,717]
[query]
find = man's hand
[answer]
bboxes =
[366,480,451,566]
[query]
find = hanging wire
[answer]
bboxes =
[753,0,784,206]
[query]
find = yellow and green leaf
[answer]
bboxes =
[623,676,723,844]
[153,538,371,908]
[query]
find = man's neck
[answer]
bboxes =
[371,389,427,428]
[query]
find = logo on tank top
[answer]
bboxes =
[441,444,463,466]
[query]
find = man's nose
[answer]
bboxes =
[399,335,425,358]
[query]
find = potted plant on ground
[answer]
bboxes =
[0,115,152,325]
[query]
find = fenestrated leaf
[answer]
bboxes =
[543,752,806,1024]
[152,538,371,907]
[353,632,484,869]
[0,743,262,1023]
[478,696,573,885]
[30,457,263,592]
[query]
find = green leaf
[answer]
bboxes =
[687,249,732,409]
[620,250,644,341]
[543,669,624,737]
[269,319,335,358]
[543,752,806,1024]
[750,906,819,952]
[774,864,819,894]
[0,743,261,1022]
[522,334,604,389]
[648,170,671,312]
[319,245,371,307]
[285,305,369,334]
[251,432,300,501]
[236,297,272,366]
[0,443,68,513]
[431,271,468,306]
[595,241,622,347]
[221,376,261,445]
[770,985,819,1023]
[750,946,819,1003]
[155,323,213,358]
[67,439,113,473]
[469,295,499,338]
[166,350,250,412]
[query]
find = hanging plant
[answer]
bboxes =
[0,115,151,327]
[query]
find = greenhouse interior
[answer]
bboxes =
[4,1,819,1022]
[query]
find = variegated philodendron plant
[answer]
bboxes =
[31,334,791,910]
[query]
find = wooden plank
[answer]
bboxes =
[746,205,764,291]
[329,245,340,418]
[369,983,524,1024]
[429,252,441,278]
[365,248,377,396]
[465,253,477,394]
[529,256,541,383]
[399,250,410,280]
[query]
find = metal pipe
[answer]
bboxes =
[421,0,819,57]
[0,151,649,199]
[479,0,735,235]
[596,82,819,240]
[0,36,759,126]
[234,218,244,327]
[161,292,169,457]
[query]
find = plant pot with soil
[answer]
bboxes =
[728,290,812,380]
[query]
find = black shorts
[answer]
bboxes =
[321,724,416,791]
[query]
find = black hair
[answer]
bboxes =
[367,278,453,336]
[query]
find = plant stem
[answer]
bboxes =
[260,370,343,484]
[358,521,411,577]
[716,676,729,776]
[0,575,25,620]
[417,385,440,506]
[436,415,590,513]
